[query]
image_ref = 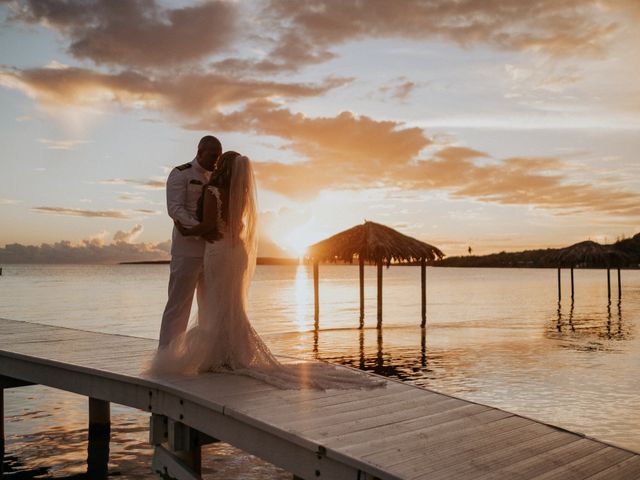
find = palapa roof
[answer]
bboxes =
[553,240,628,268]
[306,221,445,264]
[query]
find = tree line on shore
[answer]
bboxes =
[434,233,640,268]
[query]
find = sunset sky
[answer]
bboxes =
[1,0,639,262]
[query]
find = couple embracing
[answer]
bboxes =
[148,136,382,391]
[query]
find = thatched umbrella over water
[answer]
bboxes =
[554,240,627,269]
[552,240,628,301]
[307,221,445,327]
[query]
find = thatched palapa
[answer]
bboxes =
[553,240,628,268]
[307,221,445,265]
[306,221,445,328]
[552,240,628,301]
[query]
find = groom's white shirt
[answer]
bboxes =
[166,157,211,257]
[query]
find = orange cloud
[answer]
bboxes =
[5,0,633,75]
[256,0,625,72]
[0,66,348,115]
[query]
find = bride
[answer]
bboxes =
[148,151,383,390]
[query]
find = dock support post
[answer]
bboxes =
[421,258,427,327]
[169,419,202,475]
[0,375,34,474]
[557,268,561,301]
[313,261,319,324]
[359,256,365,328]
[607,268,611,300]
[88,397,110,478]
[1,388,4,472]
[376,261,383,329]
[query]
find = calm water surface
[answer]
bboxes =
[1,264,639,478]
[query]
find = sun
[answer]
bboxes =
[280,226,325,258]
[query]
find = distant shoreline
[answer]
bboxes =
[120,257,301,266]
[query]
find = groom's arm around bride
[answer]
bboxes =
[157,135,222,348]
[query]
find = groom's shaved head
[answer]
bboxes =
[197,135,222,171]
[198,135,222,154]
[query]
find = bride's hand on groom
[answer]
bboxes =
[175,220,221,242]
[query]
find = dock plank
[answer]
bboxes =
[585,455,640,479]
[422,429,580,480]
[472,438,608,480]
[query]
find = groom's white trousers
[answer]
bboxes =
[158,255,204,348]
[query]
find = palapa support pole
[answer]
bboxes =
[557,268,561,302]
[618,269,622,299]
[421,325,427,367]
[607,268,611,300]
[420,258,427,327]
[313,261,319,324]
[359,256,365,328]
[376,261,383,328]
[570,268,574,301]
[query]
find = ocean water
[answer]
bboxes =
[1,264,639,478]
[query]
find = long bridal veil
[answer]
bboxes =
[148,155,383,390]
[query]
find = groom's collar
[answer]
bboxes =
[191,157,210,177]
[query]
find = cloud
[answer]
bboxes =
[117,193,148,203]
[377,77,419,102]
[37,138,91,150]
[254,0,625,72]
[113,224,143,243]
[101,178,165,189]
[0,198,19,205]
[4,0,238,69]
[31,206,159,218]
[254,142,640,217]
[0,234,291,263]
[0,238,171,264]
[201,101,431,198]
[5,0,632,77]
[0,66,348,117]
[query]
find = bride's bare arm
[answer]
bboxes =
[175,188,218,238]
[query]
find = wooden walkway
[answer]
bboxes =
[1,318,639,480]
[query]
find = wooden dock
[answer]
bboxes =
[1,317,639,479]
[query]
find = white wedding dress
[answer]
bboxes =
[149,156,383,390]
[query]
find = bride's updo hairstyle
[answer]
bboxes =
[210,150,240,190]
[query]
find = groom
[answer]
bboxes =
[158,135,222,348]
